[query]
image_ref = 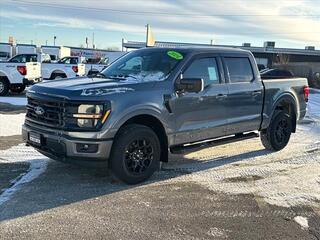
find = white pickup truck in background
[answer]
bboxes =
[57,56,109,76]
[61,52,126,76]
[6,53,86,80]
[0,61,41,95]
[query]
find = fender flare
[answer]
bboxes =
[268,92,298,132]
[271,93,298,117]
[111,107,166,131]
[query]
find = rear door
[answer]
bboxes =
[222,54,263,134]
[171,54,229,145]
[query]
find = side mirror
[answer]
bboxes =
[175,78,204,93]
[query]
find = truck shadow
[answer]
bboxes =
[0,148,271,222]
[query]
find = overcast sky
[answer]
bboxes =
[0,0,319,49]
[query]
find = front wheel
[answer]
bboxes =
[260,111,292,151]
[110,124,161,184]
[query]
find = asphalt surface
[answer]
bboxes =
[0,92,320,240]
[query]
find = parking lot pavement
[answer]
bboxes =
[0,123,319,239]
[0,92,319,239]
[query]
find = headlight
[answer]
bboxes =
[73,104,110,128]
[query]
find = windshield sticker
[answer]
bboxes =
[167,51,183,60]
[81,87,134,96]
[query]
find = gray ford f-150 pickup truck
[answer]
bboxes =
[22,47,309,184]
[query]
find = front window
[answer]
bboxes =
[183,58,220,86]
[100,49,186,82]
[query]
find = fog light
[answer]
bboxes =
[76,143,98,153]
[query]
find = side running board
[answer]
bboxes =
[170,132,259,154]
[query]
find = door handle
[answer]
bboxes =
[252,90,262,96]
[216,94,227,99]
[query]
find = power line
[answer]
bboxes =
[10,0,320,18]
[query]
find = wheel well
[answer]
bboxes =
[274,99,297,133]
[51,71,67,79]
[120,114,169,162]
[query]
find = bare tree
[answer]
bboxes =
[277,53,290,65]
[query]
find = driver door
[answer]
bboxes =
[170,55,229,145]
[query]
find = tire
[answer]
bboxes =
[260,111,292,151]
[110,124,161,184]
[0,78,9,96]
[10,84,26,94]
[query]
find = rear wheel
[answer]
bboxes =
[260,111,292,151]
[110,124,161,184]
[0,78,9,96]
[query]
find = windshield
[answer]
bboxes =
[58,57,78,64]
[100,48,186,82]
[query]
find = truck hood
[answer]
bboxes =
[30,77,155,99]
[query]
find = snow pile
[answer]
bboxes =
[0,97,27,106]
[294,216,309,229]
[0,113,25,136]
[0,144,48,206]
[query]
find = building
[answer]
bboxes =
[122,40,320,87]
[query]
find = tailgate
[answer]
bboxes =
[26,62,41,80]
[77,63,86,76]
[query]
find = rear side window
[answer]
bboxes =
[225,57,253,83]
[183,58,219,86]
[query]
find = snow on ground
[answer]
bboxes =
[163,122,320,208]
[0,144,48,206]
[0,113,25,136]
[308,92,320,120]
[0,97,27,106]
[0,112,48,206]
[294,216,309,229]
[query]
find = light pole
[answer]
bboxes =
[53,36,57,46]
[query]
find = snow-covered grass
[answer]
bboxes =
[0,97,27,106]
[0,113,25,136]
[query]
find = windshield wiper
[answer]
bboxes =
[124,74,138,80]
[94,72,107,78]
[104,75,128,80]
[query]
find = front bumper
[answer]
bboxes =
[22,124,113,168]
[23,77,42,86]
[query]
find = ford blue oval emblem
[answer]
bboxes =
[34,106,45,115]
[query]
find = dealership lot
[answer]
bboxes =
[0,92,319,239]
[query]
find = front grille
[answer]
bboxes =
[25,93,107,131]
[26,96,65,128]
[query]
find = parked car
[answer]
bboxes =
[23,47,309,184]
[0,61,41,95]
[260,68,294,79]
